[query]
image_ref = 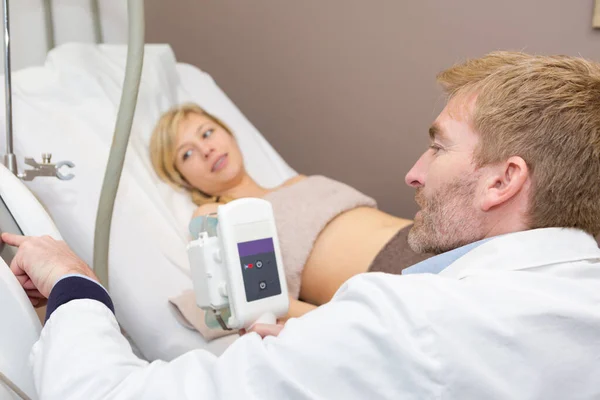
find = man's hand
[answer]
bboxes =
[1,233,98,305]
[240,323,284,338]
[239,295,318,338]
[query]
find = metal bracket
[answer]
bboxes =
[212,309,232,331]
[18,153,75,181]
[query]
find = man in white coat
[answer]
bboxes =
[3,51,600,399]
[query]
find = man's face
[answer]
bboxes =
[405,96,487,254]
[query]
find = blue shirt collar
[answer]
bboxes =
[402,237,493,275]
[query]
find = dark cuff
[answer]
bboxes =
[45,276,115,323]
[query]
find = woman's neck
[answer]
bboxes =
[220,173,269,200]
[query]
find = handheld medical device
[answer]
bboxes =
[187,198,289,330]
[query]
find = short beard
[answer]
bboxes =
[408,177,484,255]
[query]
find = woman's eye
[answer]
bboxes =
[202,129,214,139]
[182,149,192,161]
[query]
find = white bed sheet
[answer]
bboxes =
[1,43,296,360]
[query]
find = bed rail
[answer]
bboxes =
[2,0,15,174]
[3,0,103,174]
[42,0,103,51]
[1,0,144,291]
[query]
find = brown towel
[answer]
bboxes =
[168,290,236,341]
[368,224,434,274]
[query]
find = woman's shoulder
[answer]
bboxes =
[280,174,307,188]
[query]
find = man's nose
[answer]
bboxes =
[405,153,427,188]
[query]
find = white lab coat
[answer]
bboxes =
[32,228,600,399]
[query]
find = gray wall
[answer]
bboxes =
[145,0,600,219]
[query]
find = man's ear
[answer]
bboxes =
[480,156,529,212]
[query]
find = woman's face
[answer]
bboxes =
[174,113,245,195]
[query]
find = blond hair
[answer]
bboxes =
[437,51,600,236]
[149,103,235,206]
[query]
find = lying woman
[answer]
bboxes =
[150,103,432,322]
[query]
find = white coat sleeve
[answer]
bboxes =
[32,274,442,400]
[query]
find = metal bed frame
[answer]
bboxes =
[0,0,144,291]
[0,3,144,397]
[2,0,103,176]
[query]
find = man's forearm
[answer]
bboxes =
[32,274,400,399]
[34,277,224,399]
[45,275,114,322]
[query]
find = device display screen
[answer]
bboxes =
[237,238,282,302]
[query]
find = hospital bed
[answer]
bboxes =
[0,2,296,397]
[9,42,298,358]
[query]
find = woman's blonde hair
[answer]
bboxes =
[149,103,235,206]
[437,51,600,236]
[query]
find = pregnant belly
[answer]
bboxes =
[300,207,412,304]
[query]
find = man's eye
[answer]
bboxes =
[202,129,214,139]
[182,150,192,161]
[429,144,442,154]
